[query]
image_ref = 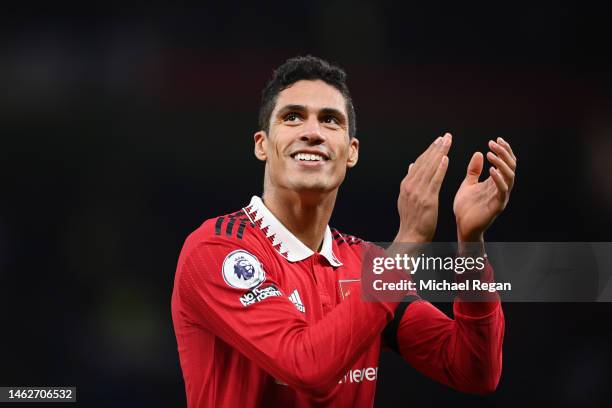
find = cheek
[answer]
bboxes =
[268,133,288,160]
[334,142,351,162]
[273,141,283,159]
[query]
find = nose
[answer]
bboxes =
[299,116,326,144]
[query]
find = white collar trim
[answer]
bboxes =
[243,196,343,267]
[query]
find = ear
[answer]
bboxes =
[254,131,268,161]
[346,137,359,168]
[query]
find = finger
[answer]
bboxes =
[415,135,444,166]
[496,137,517,162]
[488,140,516,171]
[464,152,483,185]
[418,133,452,181]
[439,132,452,156]
[435,132,452,155]
[486,151,515,190]
[429,155,449,193]
[407,163,415,177]
[423,133,451,170]
[484,175,497,196]
[410,137,441,181]
[489,167,509,198]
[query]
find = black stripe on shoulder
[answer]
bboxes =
[214,211,255,239]
[228,210,245,218]
[332,228,346,245]
[214,217,225,235]
[226,217,236,236]
[236,219,248,239]
[383,295,420,355]
[332,229,364,246]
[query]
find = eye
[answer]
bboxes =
[284,113,302,122]
[322,115,340,125]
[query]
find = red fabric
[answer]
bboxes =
[171,210,504,407]
[396,298,504,395]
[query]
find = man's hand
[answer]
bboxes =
[395,133,452,243]
[453,137,517,243]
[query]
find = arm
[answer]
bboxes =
[449,136,516,358]
[385,261,504,395]
[383,136,516,394]
[388,136,516,393]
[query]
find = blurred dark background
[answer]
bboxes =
[1,2,611,407]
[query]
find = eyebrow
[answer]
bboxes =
[320,108,347,124]
[276,104,307,117]
[276,104,347,124]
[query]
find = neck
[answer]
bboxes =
[262,187,337,252]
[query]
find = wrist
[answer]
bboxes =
[457,227,485,257]
[394,231,429,244]
[456,225,483,244]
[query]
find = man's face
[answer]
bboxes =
[254,80,359,194]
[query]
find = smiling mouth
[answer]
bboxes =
[291,152,329,162]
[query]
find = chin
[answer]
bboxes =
[292,183,329,193]
[290,179,336,194]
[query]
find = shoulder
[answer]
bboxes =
[330,227,386,258]
[330,227,366,247]
[175,209,276,298]
[179,209,269,266]
[189,209,258,243]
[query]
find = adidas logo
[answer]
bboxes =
[289,289,305,313]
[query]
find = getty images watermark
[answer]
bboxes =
[359,242,612,302]
[370,252,509,293]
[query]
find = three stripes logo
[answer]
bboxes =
[215,211,254,239]
[289,289,305,313]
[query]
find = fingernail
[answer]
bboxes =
[498,137,505,143]
[443,136,451,146]
[435,137,442,145]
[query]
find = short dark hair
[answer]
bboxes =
[258,55,357,138]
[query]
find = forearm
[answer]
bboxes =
[455,238,500,315]
[395,298,504,395]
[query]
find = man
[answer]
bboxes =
[171,56,516,407]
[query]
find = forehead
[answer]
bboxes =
[273,80,347,115]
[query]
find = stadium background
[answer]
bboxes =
[1,2,611,407]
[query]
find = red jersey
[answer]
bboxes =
[171,196,504,407]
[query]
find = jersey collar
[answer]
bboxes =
[243,196,343,267]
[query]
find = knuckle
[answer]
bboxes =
[400,183,413,196]
[418,195,434,208]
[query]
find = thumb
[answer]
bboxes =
[464,152,483,185]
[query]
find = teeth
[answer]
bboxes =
[295,153,325,161]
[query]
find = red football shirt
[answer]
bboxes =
[171,196,504,407]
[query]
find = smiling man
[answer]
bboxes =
[171,56,516,407]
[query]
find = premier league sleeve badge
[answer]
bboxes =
[222,250,266,290]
